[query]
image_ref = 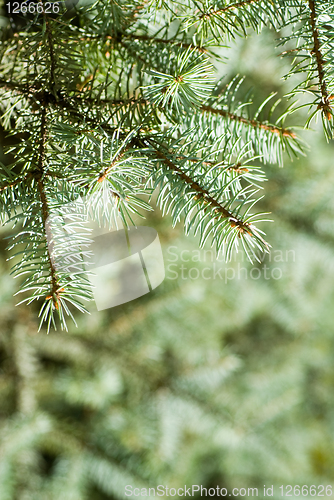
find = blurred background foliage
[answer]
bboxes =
[1,12,334,500]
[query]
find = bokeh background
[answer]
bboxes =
[1,8,334,500]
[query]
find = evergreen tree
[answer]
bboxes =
[0,0,333,330]
[1,10,334,499]
[1,108,334,499]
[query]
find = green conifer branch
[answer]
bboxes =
[43,8,57,94]
[279,0,334,137]
[0,0,330,327]
[86,33,209,54]
[149,142,248,230]
[308,0,333,118]
[32,107,62,311]
[200,104,297,138]
[198,0,262,19]
[144,136,270,260]
[0,174,30,192]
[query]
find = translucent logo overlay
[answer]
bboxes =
[45,198,165,310]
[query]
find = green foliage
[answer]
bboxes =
[279,0,334,140]
[0,0,333,329]
[143,48,216,110]
[1,124,334,498]
[180,0,304,40]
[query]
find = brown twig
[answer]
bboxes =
[146,140,253,236]
[121,33,208,53]
[199,0,261,20]
[176,155,248,172]
[42,3,57,94]
[0,173,32,192]
[97,147,129,183]
[200,105,296,138]
[308,0,332,119]
[81,32,208,54]
[34,107,60,306]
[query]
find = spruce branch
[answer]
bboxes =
[308,0,332,118]
[35,173,59,304]
[144,135,270,261]
[198,0,262,19]
[200,104,297,138]
[181,0,301,42]
[42,6,57,94]
[125,33,208,53]
[97,148,128,184]
[153,147,247,225]
[20,107,69,330]
[279,0,334,138]
[143,47,215,111]
[186,77,305,166]
[0,173,32,192]
[86,32,210,54]
[0,0,329,328]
